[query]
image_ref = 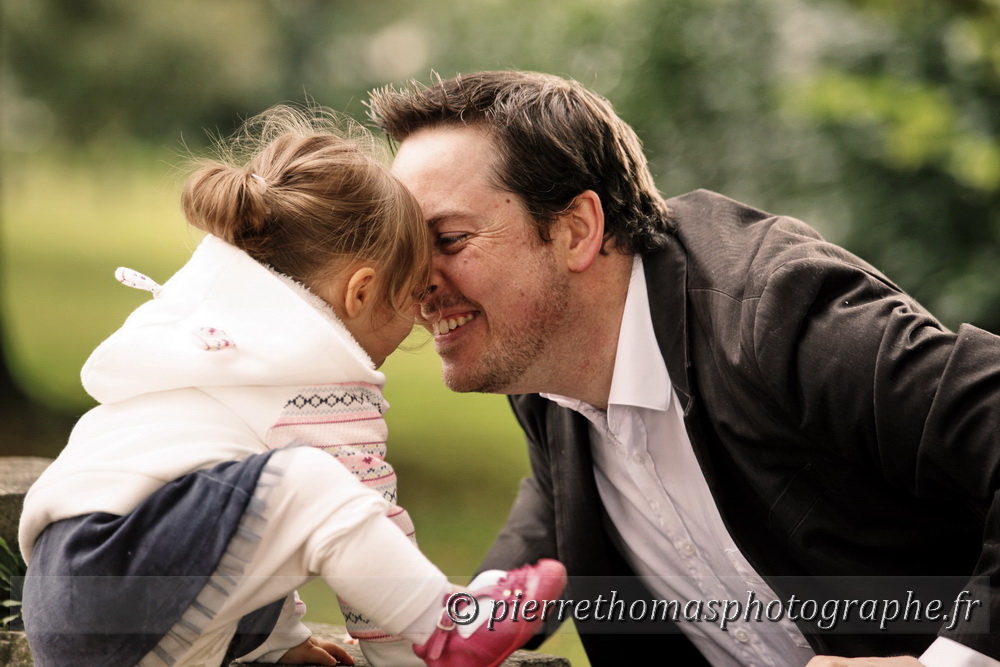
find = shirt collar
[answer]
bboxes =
[543,255,672,413]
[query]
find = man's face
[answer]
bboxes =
[391,125,570,394]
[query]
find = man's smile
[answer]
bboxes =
[429,312,479,336]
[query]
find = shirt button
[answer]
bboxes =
[680,541,696,555]
[735,628,751,643]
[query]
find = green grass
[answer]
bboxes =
[1,150,589,664]
[0,537,26,631]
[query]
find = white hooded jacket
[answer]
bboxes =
[19,234,390,561]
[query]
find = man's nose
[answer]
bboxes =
[420,258,447,303]
[418,284,438,303]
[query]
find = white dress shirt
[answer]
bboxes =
[543,256,992,667]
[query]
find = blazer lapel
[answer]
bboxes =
[546,406,610,573]
[643,238,693,415]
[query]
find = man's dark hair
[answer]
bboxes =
[367,70,673,254]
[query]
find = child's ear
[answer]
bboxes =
[343,267,377,319]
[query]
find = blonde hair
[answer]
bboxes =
[182,104,429,316]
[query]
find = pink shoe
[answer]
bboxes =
[413,559,568,667]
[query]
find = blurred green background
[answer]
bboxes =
[2,1,999,664]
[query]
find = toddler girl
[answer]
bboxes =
[18,106,565,667]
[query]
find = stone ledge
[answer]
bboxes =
[247,623,570,666]
[0,625,570,666]
[0,630,33,666]
[0,457,52,556]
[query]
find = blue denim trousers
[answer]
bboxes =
[22,451,283,666]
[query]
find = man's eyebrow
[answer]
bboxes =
[427,211,473,228]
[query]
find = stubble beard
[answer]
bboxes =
[440,265,571,395]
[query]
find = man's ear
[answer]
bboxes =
[559,190,605,273]
[343,267,377,319]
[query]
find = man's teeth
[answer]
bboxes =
[433,314,474,336]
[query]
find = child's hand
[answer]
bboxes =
[278,636,355,665]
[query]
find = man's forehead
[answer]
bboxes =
[392,132,512,219]
[392,125,494,176]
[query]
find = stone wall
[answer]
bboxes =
[0,457,51,556]
[0,623,569,667]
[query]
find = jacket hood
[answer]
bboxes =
[82,235,384,404]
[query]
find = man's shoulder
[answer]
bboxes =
[665,188,773,221]
[664,189,825,254]
[656,189,868,298]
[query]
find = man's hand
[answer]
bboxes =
[806,657,922,666]
[278,636,355,665]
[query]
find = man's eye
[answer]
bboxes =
[436,234,468,252]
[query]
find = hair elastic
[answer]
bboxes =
[250,173,267,190]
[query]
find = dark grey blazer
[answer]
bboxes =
[482,190,1000,663]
